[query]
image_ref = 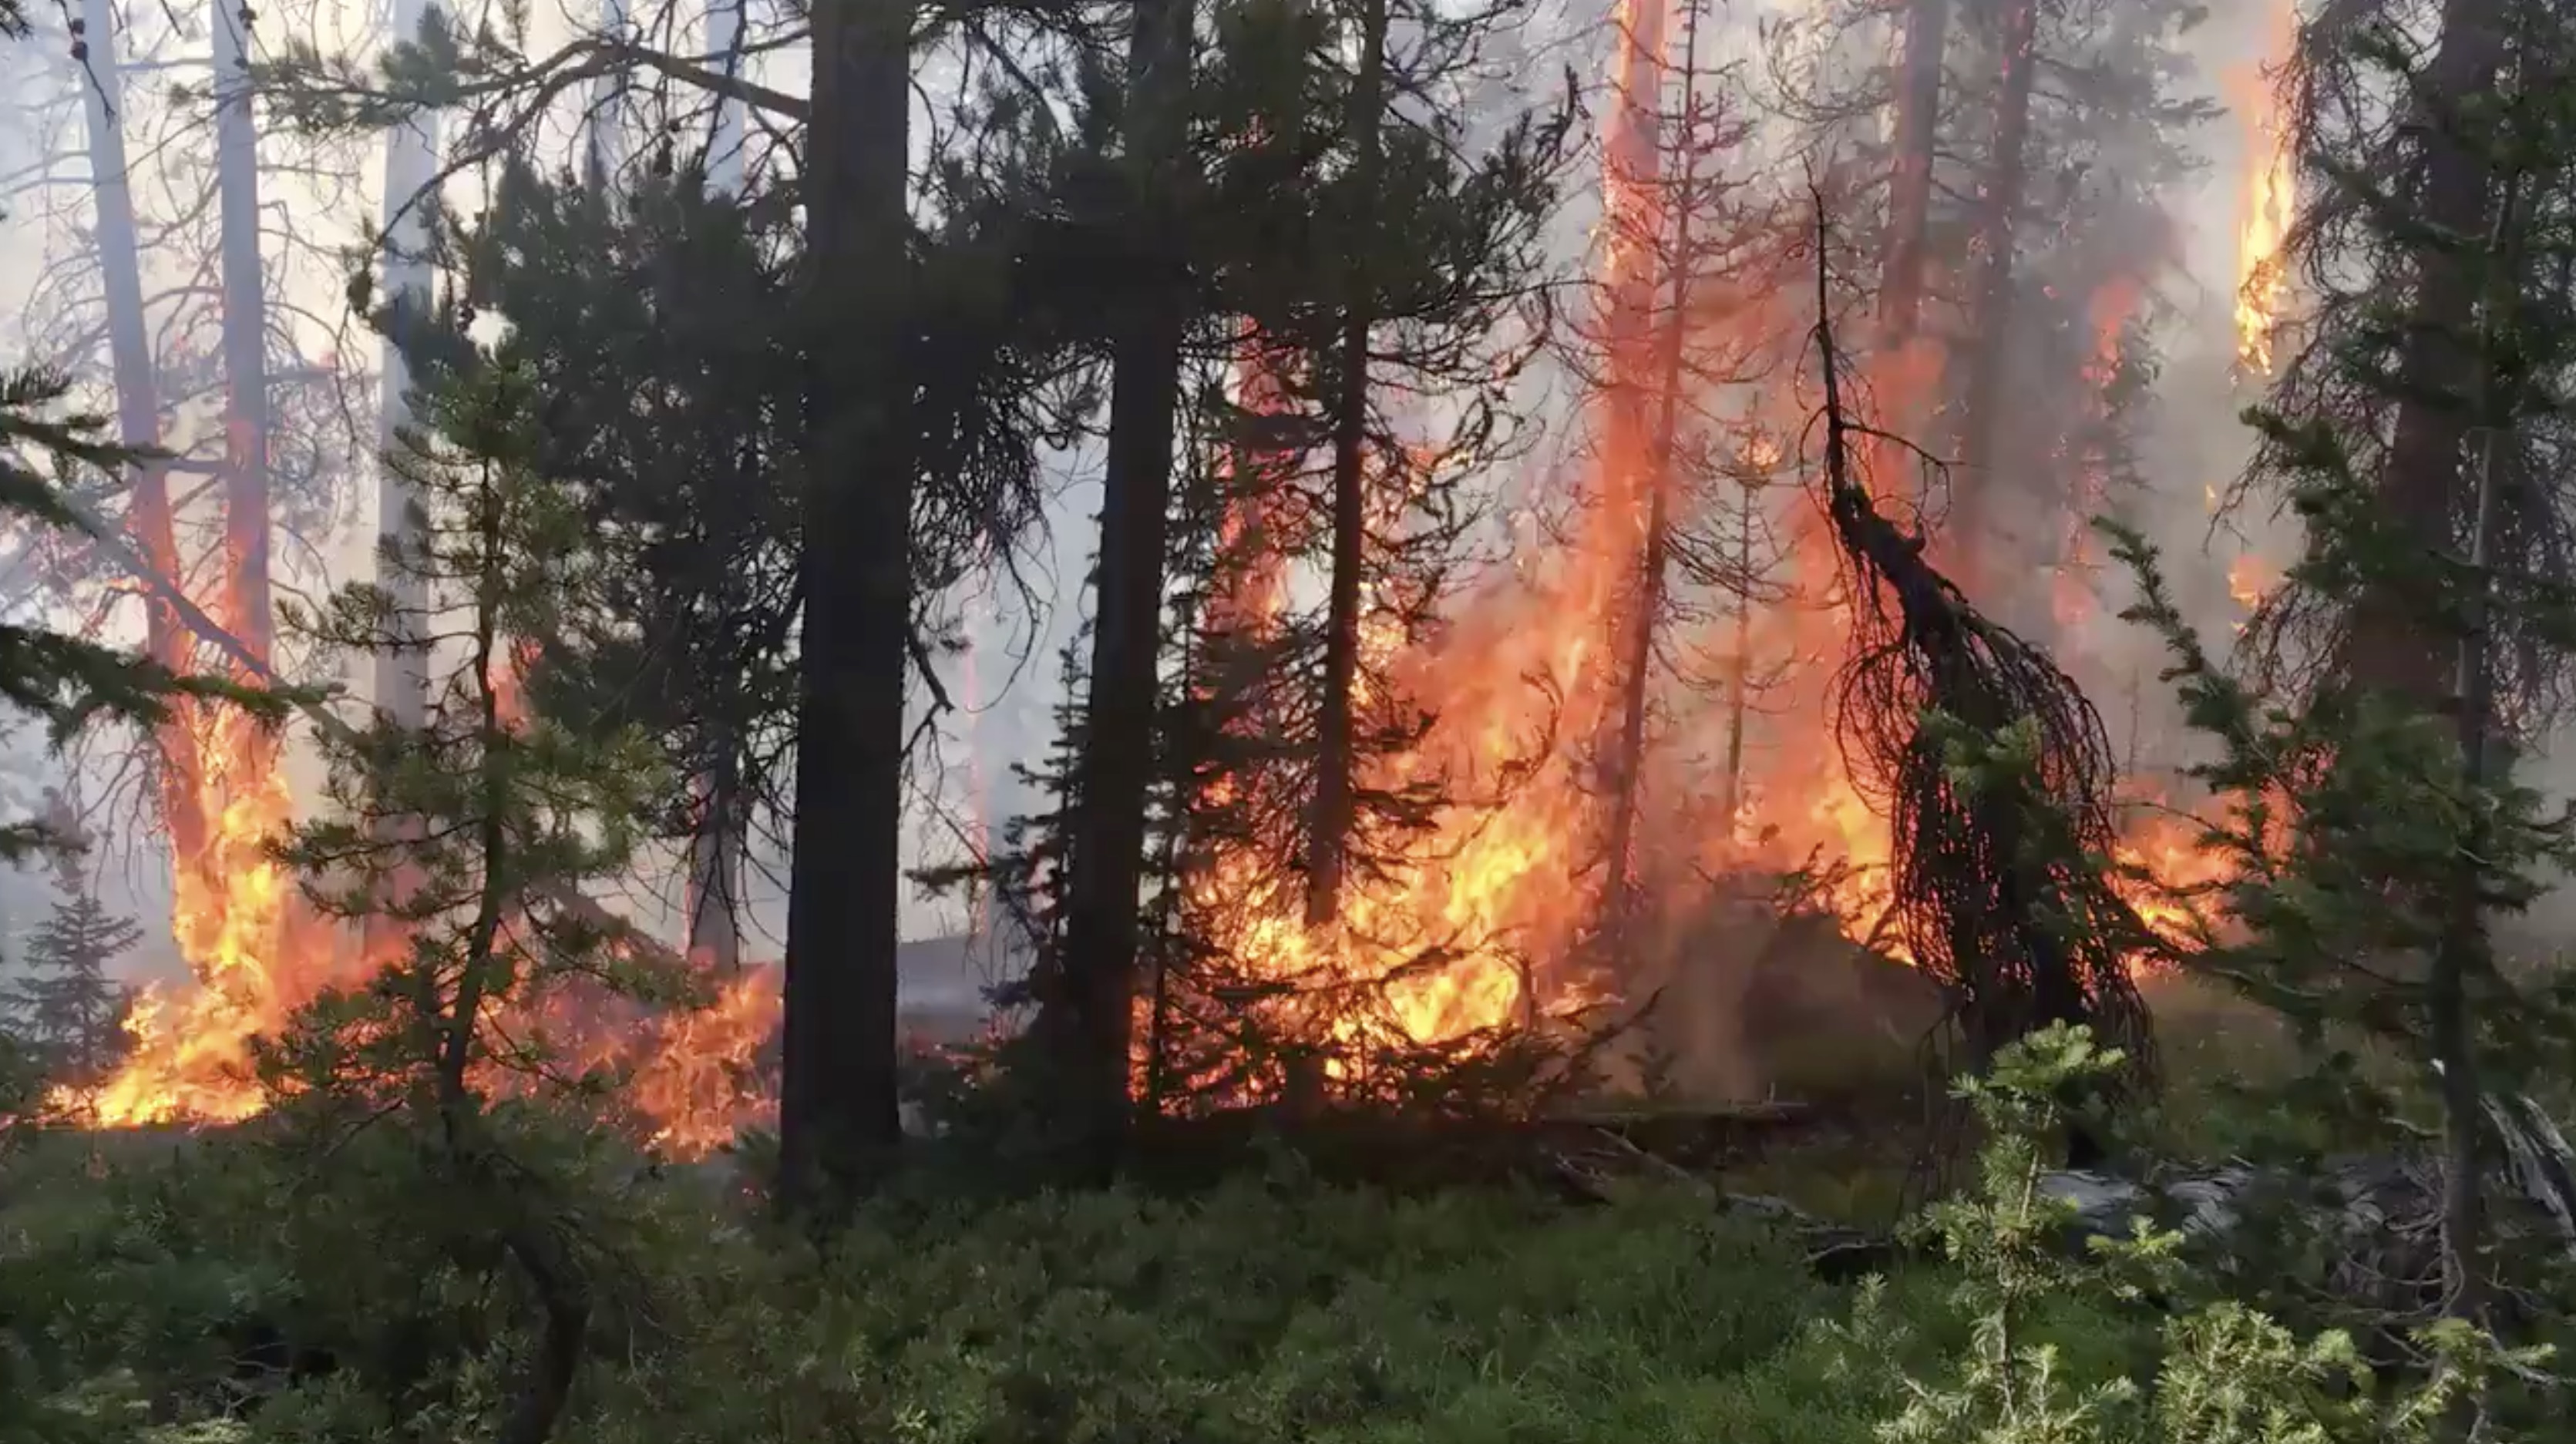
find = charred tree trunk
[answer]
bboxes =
[1045,0,1196,1175]
[75,0,207,864]
[2352,0,2507,705]
[779,0,913,1214]
[1718,477,1753,831]
[686,740,744,969]
[212,0,272,672]
[1952,0,2039,575]
[1304,0,1390,929]
[690,5,748,972]
[1879,0,1949,348]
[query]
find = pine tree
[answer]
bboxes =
[2111,0,2576,1362]
[5,842,143,1089]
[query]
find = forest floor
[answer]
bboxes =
[0,968,2306,1442]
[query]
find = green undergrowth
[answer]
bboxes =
[1,1123,2135,1444]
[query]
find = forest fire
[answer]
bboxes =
[45,0,2287,1151]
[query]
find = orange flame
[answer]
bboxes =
[76,704,312,1124]
[2232,2,2299,374]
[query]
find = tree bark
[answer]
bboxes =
[778,0,912,1214]
[1047,0,1196,1174]
[1303,0,1390,928]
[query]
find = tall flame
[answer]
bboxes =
[2233,1,2299,374]
[80,702,311,1124]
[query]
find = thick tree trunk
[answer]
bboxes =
[211,0,272,671]
[1303,0,1389,929]
[2351,0,2506,705]
[1952,0,2038,578]
[778,0,912,1213]
[1047,0,1196,1174]
[76,0,206,864]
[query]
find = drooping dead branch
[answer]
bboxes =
[1803,194,2151,1098]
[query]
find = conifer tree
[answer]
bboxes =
[2120,0,2576,1352]
[259,354,679,1442]
[5,818,143,1090]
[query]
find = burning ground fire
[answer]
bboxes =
[55,0,2309,1151]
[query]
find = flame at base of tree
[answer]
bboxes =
[73,704,312,1125]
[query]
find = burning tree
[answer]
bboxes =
[1138,0,1574,1104]
[1575,0,1800,956]
[3,0,395,1123]
[1808,210,2154,1141]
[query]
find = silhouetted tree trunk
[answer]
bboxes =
[1304,0,1389,928]
[779,0,912,1213]
[2353,0,2506,704]
[1048,0,1196,1175]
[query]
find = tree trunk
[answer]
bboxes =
[1303,0,1389,929]
[2351,0,2506,705]
[212,0,272,671]
[1719,478,1751,832]
[1952,0,2038,579]
[2429,151,2528,1335]
[76,0,207,865]
[705,0,748,185]
[1604,0,1707,945]
[365,0,442,965]
[1879,0,1949,349]
[586,0,630,187]
[1047,0,1196,1174]
[686,740,744,969]
[778,0,912,1214]
[691,0,748,971]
